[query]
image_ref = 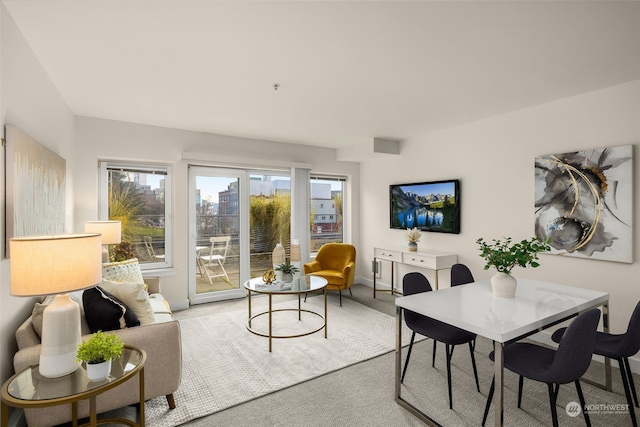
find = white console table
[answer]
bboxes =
[373,247,457,297]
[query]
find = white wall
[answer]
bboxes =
[0,2,75,392]
[359,80,640,343]
[73,116,360,310]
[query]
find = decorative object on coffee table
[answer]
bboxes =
[275,259,300,283]
[476,236,551,298]
[405,227,422,251]
[262,269,276,284]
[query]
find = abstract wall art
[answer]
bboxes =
[5,125,66,257]
[535,144,633,263]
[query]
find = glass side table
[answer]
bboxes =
[244,275,328,352]
[1,345,146,427]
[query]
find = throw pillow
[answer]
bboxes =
[102,258,145,285]
[31,295,56,338]
[83,286,140,333]
[99,280,155,325]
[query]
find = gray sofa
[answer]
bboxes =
[14,277,182,427]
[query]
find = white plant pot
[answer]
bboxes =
[491,272,517,298]
[86,359,111,382]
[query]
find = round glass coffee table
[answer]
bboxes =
[1,346,146,427]
[244,275,328,352]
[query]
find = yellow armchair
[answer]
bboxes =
[304,243,356,306]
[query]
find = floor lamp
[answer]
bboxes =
[10,233,103,378]
[84,220,121,262]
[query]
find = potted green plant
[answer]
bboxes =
[405,227,422,252]
[76,331,124,381]
[275,258,300,283]
[476,236,551,298]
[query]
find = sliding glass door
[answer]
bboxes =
[188,167,247,304]
[188,166,292,304]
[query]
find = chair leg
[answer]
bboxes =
[624,357,639,408]
[401,332,416,383]
[304,293,307,302]
[432,340,437,367]
[445,344,453,409]
[468,341,480,393]
[349,288,353,296]
[517,375,524,408]
[619,357,638,427]
[482,376,495,427]
[547,383,559,427]
[575,380,591,427]
[339,290,342,307]
[554,383,560,404]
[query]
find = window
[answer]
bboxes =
[310,175,345,253]
[99,162,172,269]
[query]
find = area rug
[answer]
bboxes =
[144,295,418,427]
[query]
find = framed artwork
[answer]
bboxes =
[535,144,633,263]
[5,125,66,257]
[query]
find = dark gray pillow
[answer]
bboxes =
[83,286,140,333]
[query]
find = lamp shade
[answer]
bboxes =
[10,233,103,296]
[84,220,122,245]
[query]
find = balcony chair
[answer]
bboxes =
[482,308,601,427]
[197,236,231,284]
[303,243,356,307]
[551,301,640,427]
[401,272,480,410]
[144,236,165,262]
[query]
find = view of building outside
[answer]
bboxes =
[310,177,344,253]
[106,165,168,265]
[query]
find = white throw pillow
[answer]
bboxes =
[102,258,145,285]
[99,280,155,325]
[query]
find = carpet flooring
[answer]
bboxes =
[145,294,419,427]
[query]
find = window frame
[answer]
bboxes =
[99,161,172,270]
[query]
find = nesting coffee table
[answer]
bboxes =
[244,275,328,352]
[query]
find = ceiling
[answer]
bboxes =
[4,1,640,151]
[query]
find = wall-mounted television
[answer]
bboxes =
[390,179,460,233]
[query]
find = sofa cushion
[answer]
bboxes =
[83,286,140,333]
[102,258,145,285]
[99,280,155,325]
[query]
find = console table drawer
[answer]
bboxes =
[402,252,457,270]
[374,248,402,262]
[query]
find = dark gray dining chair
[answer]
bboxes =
[482,308,601,427]
[552,301,640,427]
[401,272,480,410]
[450,263,475,287]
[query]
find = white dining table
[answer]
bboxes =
[395,278,610,427]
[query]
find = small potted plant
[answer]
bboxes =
[476,236,551,298]
[275,258,300,283]
[76,331,124,381]
[405,227,422,252]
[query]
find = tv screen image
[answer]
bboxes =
[390,179,460,233]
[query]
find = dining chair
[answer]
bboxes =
[401,272,480,410]
[450,263,475,287]
[448,263,477,352]
[482,308,601,427]
[551,301,640,427]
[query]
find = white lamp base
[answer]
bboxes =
[39,294,82,378]
[102,246,109,263]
